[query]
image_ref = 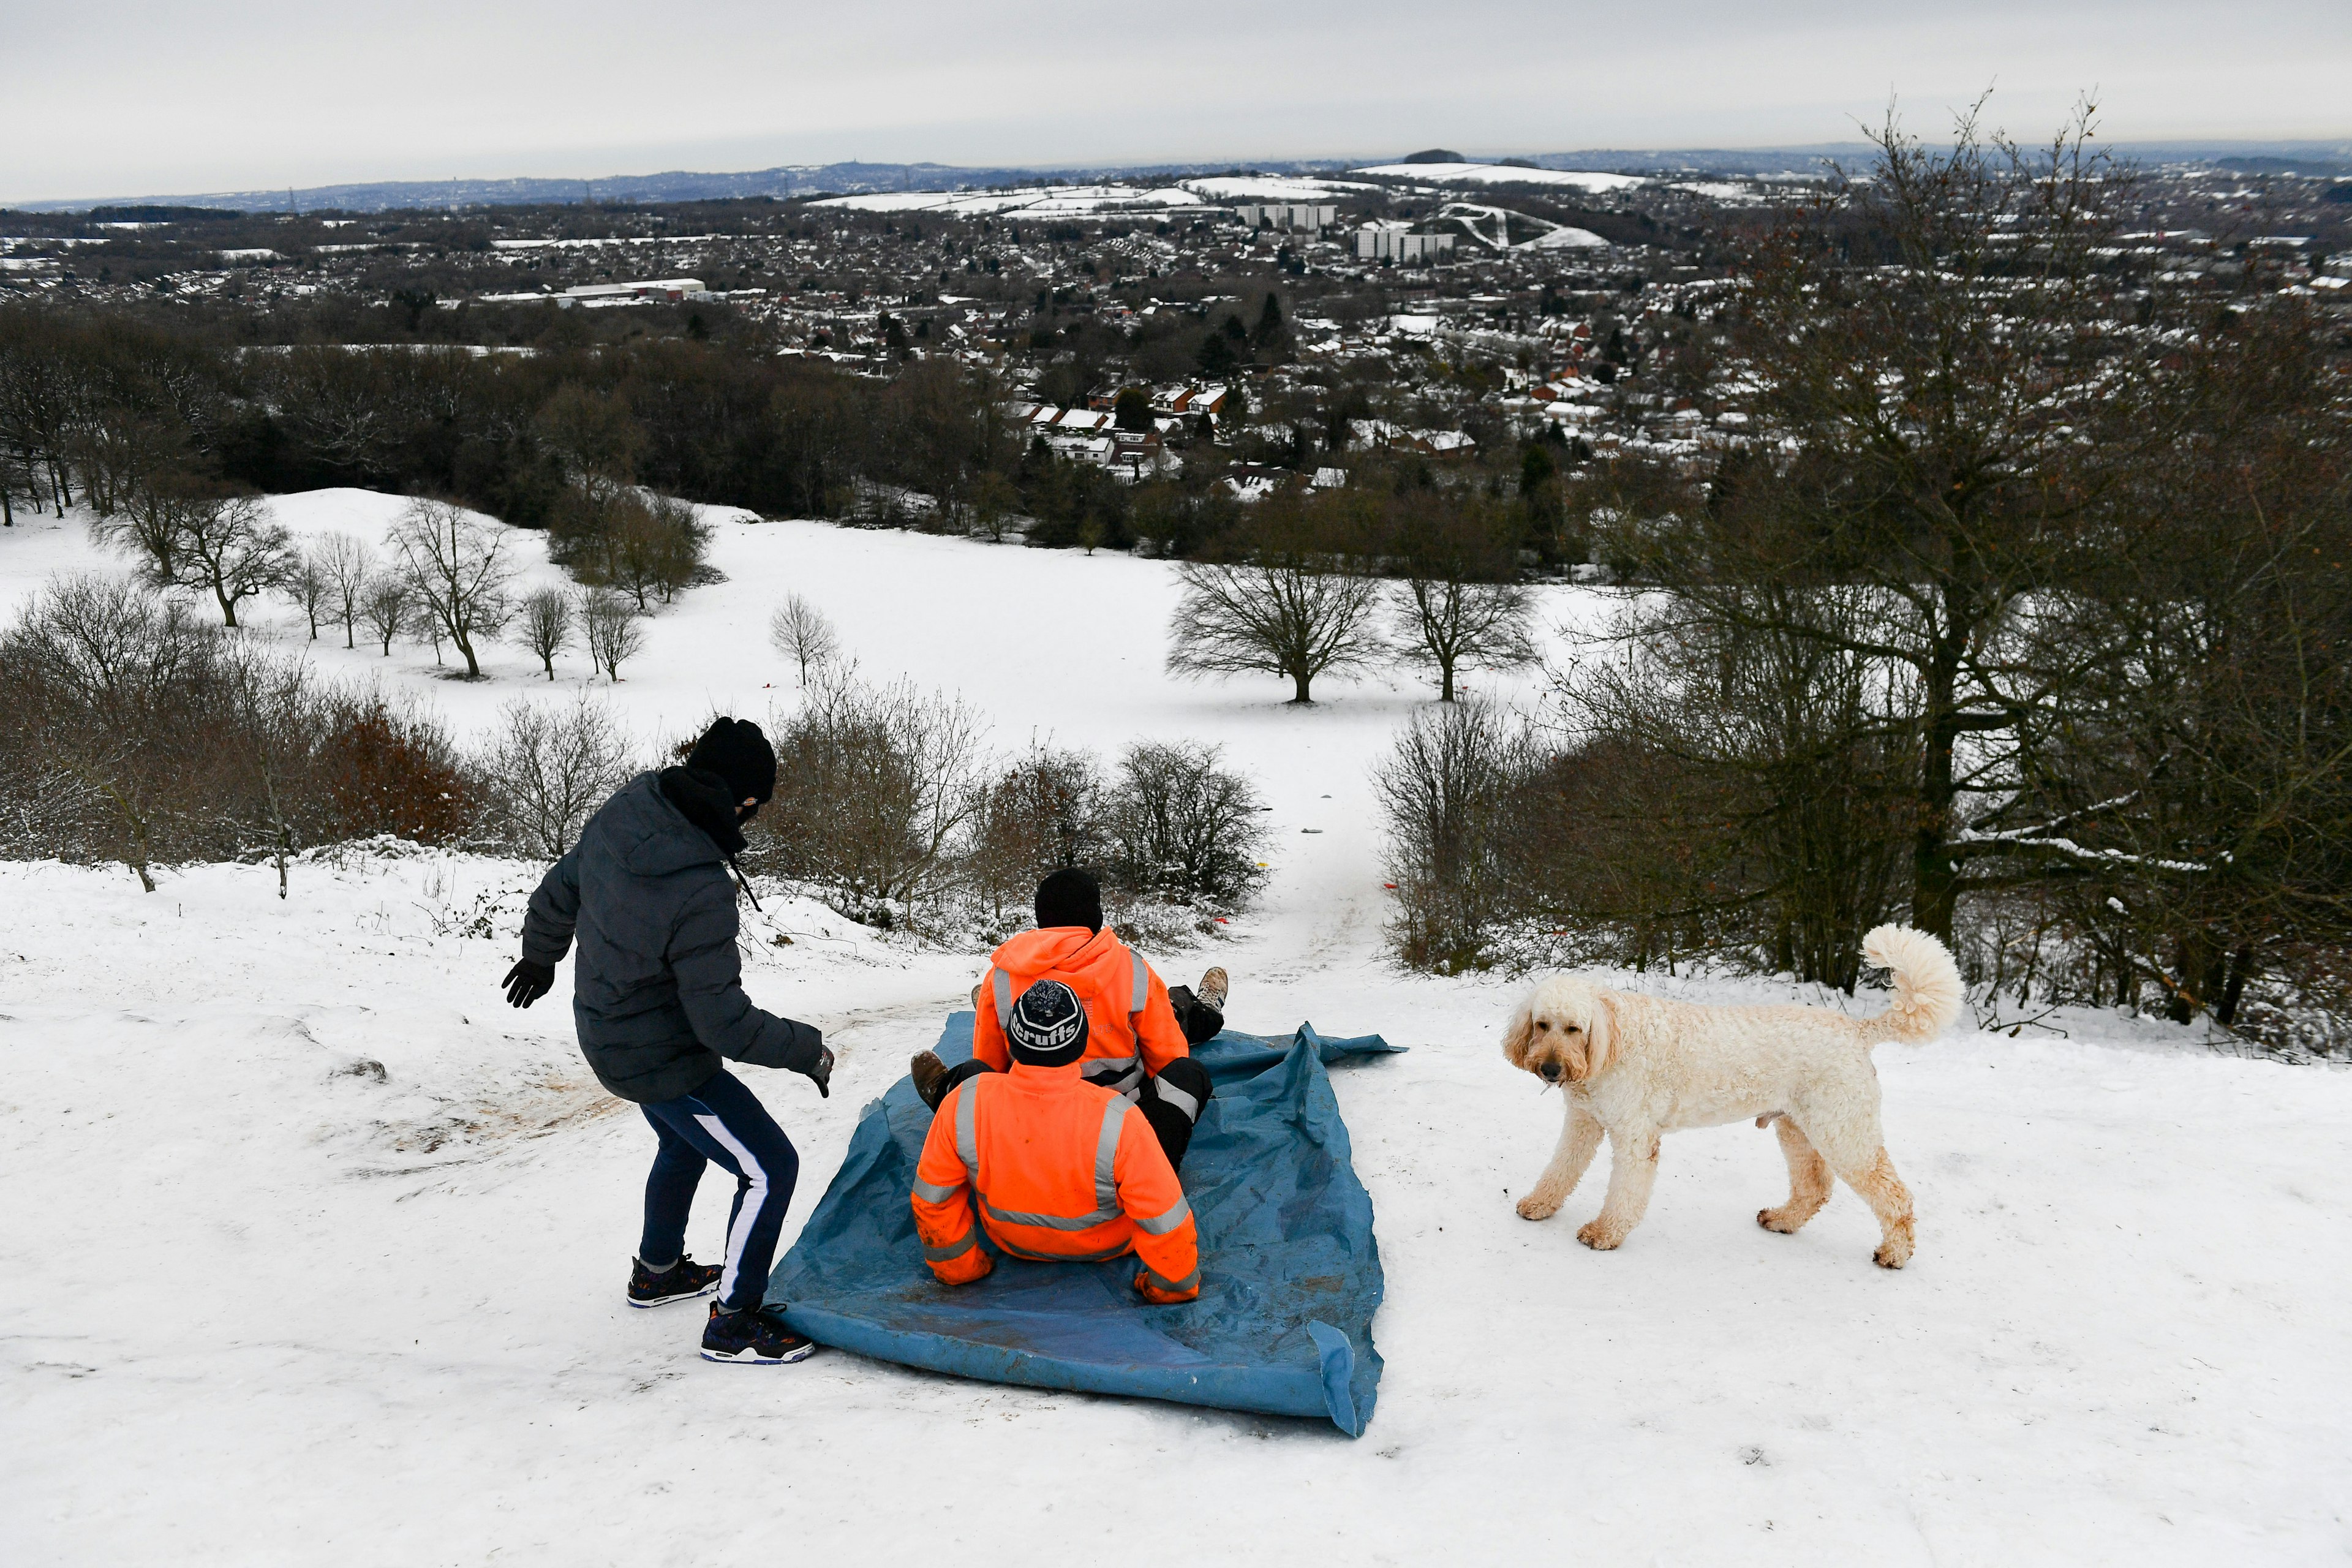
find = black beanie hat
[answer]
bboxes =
[685,717,777,807]
[1034,868,1102,933]
[1005,979,1090,1068]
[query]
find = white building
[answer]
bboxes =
[1353,226,1455,263]
[1234,203,1338,233]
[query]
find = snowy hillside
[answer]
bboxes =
[3,498,2348,1564]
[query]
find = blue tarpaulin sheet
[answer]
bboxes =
[767,1014,1401,1434]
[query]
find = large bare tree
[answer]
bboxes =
[387,499,513,678]
[1166,504,1383,705]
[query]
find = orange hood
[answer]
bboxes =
[992,925,1130,991]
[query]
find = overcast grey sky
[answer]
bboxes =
[6,1,2348,203]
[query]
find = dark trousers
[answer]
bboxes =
[639,1066,799,1313]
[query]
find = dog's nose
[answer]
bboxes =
[1538,1060,1562,1083]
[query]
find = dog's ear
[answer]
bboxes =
[1587,990,1619,1078]
[1502,995,1534,1068]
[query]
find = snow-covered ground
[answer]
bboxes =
[808,185,1205,217]
[1178,175,1379,202]
[1354,162,1649,192]
[4,497,2350,1564]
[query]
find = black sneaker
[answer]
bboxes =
[701,1303,817,1365]
[628,1255,722,1308]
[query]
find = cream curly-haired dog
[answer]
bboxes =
[1503,925,1961,1268]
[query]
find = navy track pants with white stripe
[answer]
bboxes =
[639,1067,800,1313]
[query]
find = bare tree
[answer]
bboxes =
[96,484,292,628]
[360,574,411,656]
[88,481,205,586]
[481,692,636,857]
[767,593,840,685]
[580,587,645,682]
[318,532,372,649]
[167,493,293,628]
[514,586,573,680]
[1166,552,1384,705]
[1389,500,1537,702]
[1646,99,2174,943]
[282,545,331,640]
[387,498,512,678]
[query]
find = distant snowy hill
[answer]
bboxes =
[21,140,2347,214]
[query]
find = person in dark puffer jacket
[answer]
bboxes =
[503,717,831,1365]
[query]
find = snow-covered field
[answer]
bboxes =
[1354,162,1648,192]
[1178,175,1379,202]
[4,497,2350,1564]
[809,185,1206,217]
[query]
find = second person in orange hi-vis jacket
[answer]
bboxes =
[911,869,1225,1171]
[912,980,1201,1303]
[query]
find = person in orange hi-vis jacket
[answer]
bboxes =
[910,869,1225,1171]
[912,979,1201,1303]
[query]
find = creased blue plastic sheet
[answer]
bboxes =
[767,1014,1403,1434]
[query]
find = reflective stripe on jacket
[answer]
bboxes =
[910,1060,1199,1298]
[972,925,1191,1100]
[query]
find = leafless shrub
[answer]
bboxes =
[0,573,485,888]
[480,692,636,858]
[964,743,1103,935]
[750,670,985,926]
[1375,700,1536,971]
[551,483,710,608]
[1098,741,1270,911]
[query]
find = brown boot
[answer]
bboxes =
[910,1050,949,1110]
[1196,967,1229,1012]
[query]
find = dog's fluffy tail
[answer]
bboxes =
[1859,924,1964,1045]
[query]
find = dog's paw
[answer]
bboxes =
[1758,1206,1803,1234]
[1872,1242,1911,1270]
[1515,1193,1562,1221]
[1576,1220,1625,1251]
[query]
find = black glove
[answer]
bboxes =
[502,959,554,1009]
[805,1045,834,1099]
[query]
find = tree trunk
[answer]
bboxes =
[2215,944,2255,1027]
[1291,667,1313,704]
[457,630,481,678]
[1908,605,1968,943]
[1439,657,1456,703]
[217,584,239,627]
